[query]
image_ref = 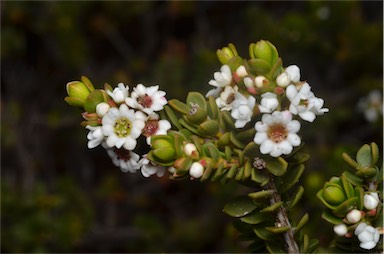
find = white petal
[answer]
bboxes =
[360,241,376,250]
[285,65,300,83]
[114,138,125,149]
[286,120,300,133]
[277,140,293,155]
[299,111,316,122]
[260,140,274,154]
[123,137,137,150]
[254,132,268,144]
[355,223,368,235]
[106,135,118,148]
[287,133,301,146]
[270,146,283,157]
[88,139,101,149]
[235,120,247,128]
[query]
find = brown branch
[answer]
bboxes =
[264,179,299,254]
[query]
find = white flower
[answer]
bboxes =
[364,192,380,210]
[286,83,329,122]
[259,92,279,113]
[235,65,248,77]
[86,125,104,149]
[254,111,301,157]
[139,156,166,177]
[231,92,256,128]
[357,90,383,122]
[107,83,129,104]
[333,224,348,236]
[142,117,171,145]
[346,209,362,224]
[216,85,238,111]
[354,222,380,250]
[126,84,167,115]
[205,87,222,98]
[103,143,140,173]
[244,77,254,88]
[102,104,145,150]
[183,143,197,156]
[285,65,301,83]
[208,65,232,88]
[276,72,291,88]
[96,102,110,117]
[190,162,204,178]
[255,76,268,88]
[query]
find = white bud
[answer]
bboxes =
[96,102,110,117]
[190,162,204,178]
[364,192,380,210]
[333,224,348,236]
[243,77,254,88]
[255,76,268,88]
[276,72,291,87]
[235,65,248,77]
[346,209,362,224]
[285,65,301,83]
[183,143,197,156]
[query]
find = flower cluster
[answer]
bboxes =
[66,78,170,177]
[206,42,328,157]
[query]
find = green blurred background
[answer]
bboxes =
[1,1,382,252]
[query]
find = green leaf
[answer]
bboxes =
[289,152,310,164]
[180,118,198,134]
[356,144,373,168]
[354,186,364,210]
[226,164,239,179]
[164,105,182,130]
[211,163,225,182]
[223,196,257,218]
[342,171,363,187]
[261,201,283,213]
[240,211,267,225]
[289,185,304,209]
[340,174,355,199]
[278,164,305,192]
[266,242,285,253]
[248,190,274,200]
[248,58,270,74]
[266,226,290,234]
[294,213,309,234]
[207,96,219,120]
[235,167,244,181]
[230,131,246,149]
[84,89,107,113]
[200,164,213,182]
[266,157,288,176]
[333,197,359,217]
[321,210,343,225]
[342,152,359,169]
[269,57,283,80]
[243,142,260,158]
[254,227,276,241]
[370,142,379,166]
[237,128,256,142]
[217,132,231,147]
[242,161,252,181]
[168,99,189,115]
[197,120,219,137]
[251,168,270,185]
[227,55,244,71]
[222,111,235,130]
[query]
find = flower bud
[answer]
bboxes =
[333,224,348,236]
[65,81,93,108]
[255,76,269,88]
[244,77,254,88]
[364,192,380,210]
[151,138,177,163]
[217,44,238,65]
[276,72,291,87]
[235,65,248,78]
[285,65,301,83]
[96,102,110,117]
[346,209,362,224]
[183,143,197,156]
[322,186,346,205]
[190,162,204,178]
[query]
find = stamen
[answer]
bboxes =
[113,148,131,162]
[142,120,159,137]
[189,103,199,115]
[268,123,288,143]
[138,95,153,108]
[114,117,132,137]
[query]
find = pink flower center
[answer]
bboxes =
[142,120,159,137]
[113,148,131,162]
[138,95,153,108]
[268,123,288,143]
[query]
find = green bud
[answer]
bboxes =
[216,43,238,65]
[252,40,279,66]
[65,80,93,108]
[151,137,177,163]
[322,186,346,205]
[84,89,108,113]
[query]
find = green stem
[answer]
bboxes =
[264,178,299,254]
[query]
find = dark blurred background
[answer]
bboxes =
[1,1,383,253]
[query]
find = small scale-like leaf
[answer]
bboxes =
[217,132,230,147]
[294,213,309,234]
[242,161,252,181]
[333,197,359,217]
[356,144,373,168]
[248,58,271,75]
[266,157,288,176]
[289,185,304,209]
[321,210,344,225]
[261,201,283,213]
[248,190,274,200]
[207,95,219,120]
[237,128,256,141]
[254,227,276,241]
[265,226,290,234]
[342,171,363,186]
[197,120,220,137]
[223,196,257,218]
[211,163,225,182]
[226,164,239,179]
[227,55,244,71]
[251,168,270,185]
[278,164,305,192]
[289,152,310,164]
[230,131,246,149]
[224,146,232,161]
[354,186,364,210]
[342,152,359,169]
[168,99,190,115]
[222,111,235,130]
[370,142,379,165]
[265,242,285,253]
[180,118,198,134]
[340,174,355,199]
[243,142,260,158]
[240,211,267,225]
[200,165,213,182]
[164,105,182,130]
[235,167,244,181]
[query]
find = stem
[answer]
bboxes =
[264,178,299,254]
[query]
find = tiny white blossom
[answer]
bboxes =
[354,222,380,250]
[102,143,140,173]
[143,118,171,145]
[107,83,129,104]
[183,143,197,156]
[254,111,301,157]
[255,76,268,88]
[231,92,256,128]
[285,65,301,83]
[243,77,254,88]
[276,72,291,88]
[102,104,145,150]
[190,162,204,178]
[286,83,329,122]
[208,65,232,88]
[346,209,362,224]
[126,84,167,115]
[86,125,104,149]
[139,156,166,177]
[333,224,348,236]
[205,87,222,98]
[357,90,383,122]
[96,102,110,117]
[364,192,380,210]
[216,85,238,111]
[235,65,248,77]
[259,92,279,113]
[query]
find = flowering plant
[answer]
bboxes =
[65,40,382,253]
